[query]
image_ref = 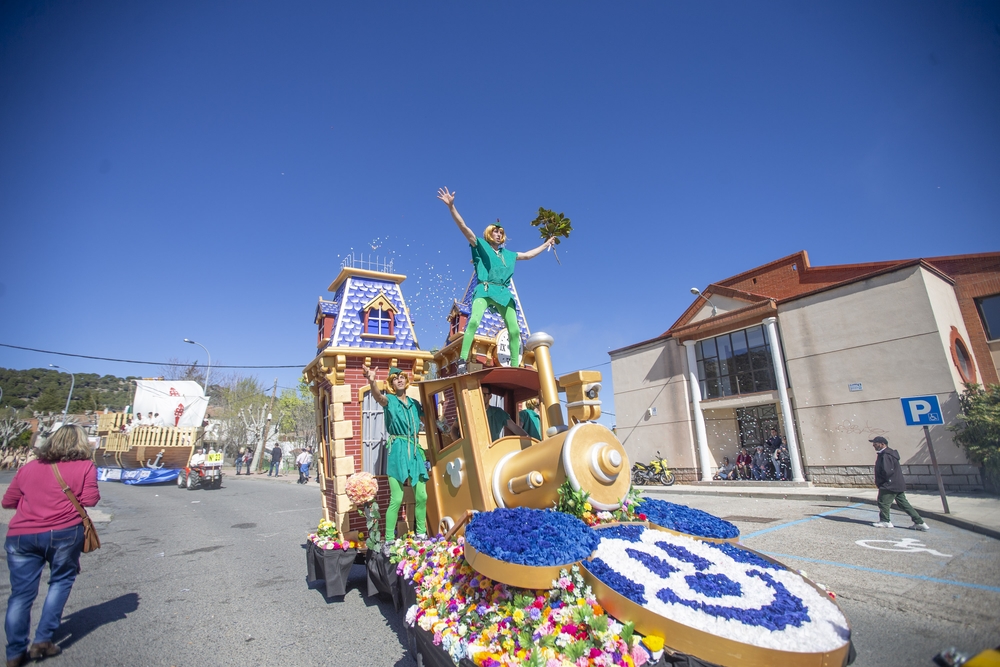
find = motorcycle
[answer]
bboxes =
[631,451,676,486]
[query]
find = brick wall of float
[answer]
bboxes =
[806,464,984,492]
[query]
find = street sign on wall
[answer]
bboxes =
[900,395,943,426]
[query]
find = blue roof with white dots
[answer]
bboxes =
[321,274,421,351]
[449,272,530,345]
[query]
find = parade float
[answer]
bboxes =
[301,197,851,666]
[92,379,209,485]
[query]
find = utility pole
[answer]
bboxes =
[252,378,279,473]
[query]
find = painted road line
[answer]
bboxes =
[740,503,867,539]
[758,551,1000,594]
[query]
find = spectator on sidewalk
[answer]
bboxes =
[235,448,245,475]
[242,449,254,475]
[296,449,313,484]
[751,445,768,481]
[871,436,929,530]
[735,447,752,480]
[713,457,737,481]
[268,445,282,477]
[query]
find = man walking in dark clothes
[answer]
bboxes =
[870,436,928,530]
[269,444,282,477]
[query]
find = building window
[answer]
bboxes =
[365,308,393,336]
[695,325,776,399]
[950,327,977,384]
[977,295,1000,341]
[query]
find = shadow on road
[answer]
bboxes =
[53,593,140,649]
[818,514,874,526]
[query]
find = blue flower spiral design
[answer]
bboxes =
[706,541,782,571]
[685,572,741,598]
[626,548,679,578]
[654,541,712,571]
[638,499,740,539]
[588,557,646,604]
[465,507,598,566]
[658,570,809,631]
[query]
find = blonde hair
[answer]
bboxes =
[483,224,506,245]
[525,398,539,410]
[37,424,92,462]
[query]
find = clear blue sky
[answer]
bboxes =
[2,1,999,425]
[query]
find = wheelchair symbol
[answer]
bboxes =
[855,537,951,557]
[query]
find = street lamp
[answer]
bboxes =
[183,339,211,395]
[690,287,718,317]
[48,364,75,415]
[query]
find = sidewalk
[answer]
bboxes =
[225,467,316,486]
[639,482,1000,540]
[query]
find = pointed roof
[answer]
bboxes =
[319,267,422,351]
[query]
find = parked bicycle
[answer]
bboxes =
[631,451,676,486]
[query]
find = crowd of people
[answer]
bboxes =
[118,412,164,434]
[713,429,793,481]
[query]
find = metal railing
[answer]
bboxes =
[340,253,394,273]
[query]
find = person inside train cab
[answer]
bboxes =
[518,399,542,440]
[482,386,528,442]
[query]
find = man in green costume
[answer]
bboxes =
[362,364,427,542]
[438,187,555,373]
[482,386,529,442]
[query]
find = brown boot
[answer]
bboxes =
[27,642,61,660]
[6,653,27,667]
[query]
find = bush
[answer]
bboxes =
[951,384,1000,493]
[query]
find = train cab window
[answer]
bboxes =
[432,386,463,450]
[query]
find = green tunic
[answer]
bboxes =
[486,405,510,441]
[519,409,541,440]
[471,237,518,308]
[384,394,428,484]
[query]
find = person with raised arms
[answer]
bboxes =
[362,365,427,543]
[438,187,555,373]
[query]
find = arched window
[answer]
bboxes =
[950,327,977,384]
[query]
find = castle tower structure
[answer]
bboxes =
[434,271,534,376]
[304,256,433,537]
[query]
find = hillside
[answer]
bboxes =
[0,367,137,414]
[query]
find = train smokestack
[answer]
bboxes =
[525,332,565,436]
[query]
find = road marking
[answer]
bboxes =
[269,507,319,514]
[757,551,1000,594]
[740,503,866,539]
[855,537,952,557]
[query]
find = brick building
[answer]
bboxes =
[303,257,433,536]
[610,250,1000,491]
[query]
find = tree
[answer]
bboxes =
[276,379,316,451]
[0,417,30,449]
[951,383,1000,493]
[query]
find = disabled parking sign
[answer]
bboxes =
[900,395,942,426]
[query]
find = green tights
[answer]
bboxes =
[385,476,427,541]
[460,298,521,366]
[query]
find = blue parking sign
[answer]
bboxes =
[900,395,943,426]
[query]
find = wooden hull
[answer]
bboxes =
[93,445,195,470]
[93,426,204,470]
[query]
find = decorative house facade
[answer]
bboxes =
[610,251,1000,491]
[433,272,534,376]
[304,257,433,536]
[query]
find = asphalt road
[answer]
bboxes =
[1,474,997,667]
[0,471,413,667]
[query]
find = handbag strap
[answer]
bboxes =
[51,463,91,523]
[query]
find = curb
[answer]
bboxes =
[638,486,1000,542]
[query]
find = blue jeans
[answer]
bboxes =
[269,462,280,476]
[5,524,84,660]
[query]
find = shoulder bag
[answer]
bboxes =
[51,464,101,553]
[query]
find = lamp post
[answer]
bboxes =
[183,339,211,395]
[48,364,75,415]
[690,287,718,317]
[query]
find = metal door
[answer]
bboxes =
[362,391,387,475]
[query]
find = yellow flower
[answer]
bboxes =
[512,609,525,623]
[642,635,664,652]
[583,502,592,512]
[577,598,586,606]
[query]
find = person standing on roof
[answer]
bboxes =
[362,365,427,542]
[438,187,555,373]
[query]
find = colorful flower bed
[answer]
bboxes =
[635,499,739,540]
[307,519,360,551]
[465,507,598,567]
[585,525,849,652]
[396,535,664,667]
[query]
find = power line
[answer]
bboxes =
[0,343,305,369]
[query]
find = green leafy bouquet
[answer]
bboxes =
[530,207,572,264]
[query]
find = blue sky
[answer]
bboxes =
[1,1,999,425]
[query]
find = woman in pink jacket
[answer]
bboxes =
[2,425,99,666]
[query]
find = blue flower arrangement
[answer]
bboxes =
[637,499,740,539]
[657,569,810,631]
[465,507,599,566]
[685,572,741,598]
[706,541,782,571]
[654,541,712,572]
[597,524,644,543]
[587,557,647,604]
[626,548,678,578]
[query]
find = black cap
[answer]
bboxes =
[869,436,888,445]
